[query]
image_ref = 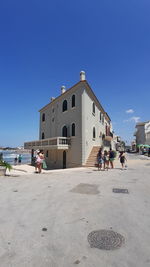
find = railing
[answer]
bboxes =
[102,132,113,141]
[24,137,71,149]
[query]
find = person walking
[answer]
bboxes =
[103,150,109,171]
[118,151,127,170]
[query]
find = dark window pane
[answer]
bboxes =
[42,132,45,139]
[93,127,96,139]
[72,95,75,107]
[62,126,67,137]
[62,100,67,112]
[93,103,95,114]
[72,123,75,136]
[42,113,45,121]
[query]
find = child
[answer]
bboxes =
[97,149,103,171]
[103,150,109,171]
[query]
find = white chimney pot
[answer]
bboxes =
[80,71,86,81]
[61,85,66,94]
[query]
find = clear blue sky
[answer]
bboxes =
[0,0,150,147]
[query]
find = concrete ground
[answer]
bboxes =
[0,153,150,267]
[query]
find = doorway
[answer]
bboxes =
[63,151,66,168]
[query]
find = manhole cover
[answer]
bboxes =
[113,188,129,194]
[71,183,99,195]
[88,230,125,250]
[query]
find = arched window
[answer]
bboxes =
[42,113,45,122]
[100,112,102,121]
[72,95,75,108]
[92,103,95,114]
[93,127,96,139]
[106,124,108,135]
[42,132,45,139]
[62,100,67,112]
[72,123,75,136]
[102,115,104,124]
[62,126,67,137]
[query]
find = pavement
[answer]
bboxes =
[0,153,150,267]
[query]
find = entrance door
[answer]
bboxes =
[63,151,66,168]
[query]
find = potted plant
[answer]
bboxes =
[0,160,12,176]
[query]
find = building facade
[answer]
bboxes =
[134,121,150,146]
[24,71,114,169]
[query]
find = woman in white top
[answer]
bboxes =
[35,151,44,173]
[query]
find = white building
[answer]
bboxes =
[24,71,114,169]
[134,121,150,146]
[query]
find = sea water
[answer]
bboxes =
[0,150,31,165]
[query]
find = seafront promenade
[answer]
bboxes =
[0,153,150,267]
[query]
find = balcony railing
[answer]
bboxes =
[102,132,113,142]
[24,137,71,150]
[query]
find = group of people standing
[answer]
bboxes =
[34,150,46,173]
[14,150,47,173]
[97,148,127,170]
[14,154,22,165]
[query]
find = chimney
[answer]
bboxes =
[61,85,66,94]
[80,71,86,81]
[51,97,55,102]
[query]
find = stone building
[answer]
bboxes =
[24,71,114,169]
[134,121,150,146]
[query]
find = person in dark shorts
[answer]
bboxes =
[119,151,127,170]
[109,149,115,169]
[18,154,22,164]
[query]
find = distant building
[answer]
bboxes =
[134,121,150,146]
[131,140,136,151]
[113,136,126,151]
[24,71,114,169]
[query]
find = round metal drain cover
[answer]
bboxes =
[88,230,125,250]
